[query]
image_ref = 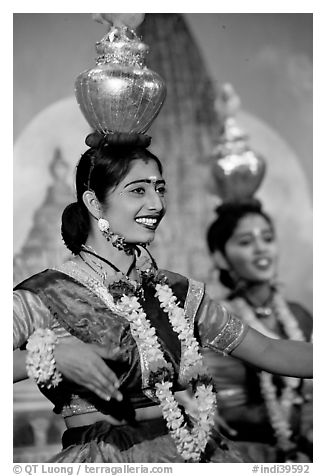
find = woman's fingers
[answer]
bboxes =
[83,379,122,402]
[54,341,123,401]
[90,357,123,401]
[88,343,123,398]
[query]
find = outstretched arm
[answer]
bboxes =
[194,294,312,378]
[231,327,313,378]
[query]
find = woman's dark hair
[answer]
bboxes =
[206,198,274,289]
[61,132,163,254]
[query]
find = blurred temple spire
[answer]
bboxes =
[13,148,73,285]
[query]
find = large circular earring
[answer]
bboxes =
[97,218,111,240]
[98,217,110,232]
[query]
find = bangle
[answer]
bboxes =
[26,328,63,389]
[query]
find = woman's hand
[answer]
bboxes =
[54,338,123,402]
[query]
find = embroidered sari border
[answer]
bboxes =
[184,279,205,332]
[206,312,249,355]
[52,262,125,318]
[178,279,204,385]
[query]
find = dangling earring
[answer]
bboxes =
[98,217,110,239]
[228,269,248,294]
[97,217,134,256]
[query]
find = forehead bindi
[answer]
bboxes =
[121,161,163,187]
[233,215,272,237]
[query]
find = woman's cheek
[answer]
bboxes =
[229,251,254,276]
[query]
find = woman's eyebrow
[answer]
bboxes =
[123,179,166,188]
[233,228,272,239]
[232,232,253,239]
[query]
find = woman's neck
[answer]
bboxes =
[239,281,274,307]
[84,235,136,276]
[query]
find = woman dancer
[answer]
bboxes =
[205,199,313,462]
[14,134,312,463]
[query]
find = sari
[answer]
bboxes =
[14,261,250,463]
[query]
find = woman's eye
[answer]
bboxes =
[156,186,167,196]
[263,233,274,242]
[130,187,145,195]
[237,239,252,246]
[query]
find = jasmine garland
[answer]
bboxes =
[116,278,217,462]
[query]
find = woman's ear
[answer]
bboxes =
[211,250,230,270]
[82,190,101,219]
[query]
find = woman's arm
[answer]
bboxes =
[13,290,123,401]
[194,293,312,378]
[13,340,123,401]
[231,327,313,378]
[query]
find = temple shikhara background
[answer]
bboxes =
[13,13,312,462]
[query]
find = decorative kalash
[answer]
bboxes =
[209,82,266,202]
[75,13,166,135]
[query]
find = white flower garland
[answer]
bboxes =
[231,293,306,453]
[117,283,217,462]
[26,328,63,389]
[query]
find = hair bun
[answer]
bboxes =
[61,202,89,255]
[85,132,152,150]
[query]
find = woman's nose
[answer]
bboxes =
[147,189,165,212]
[254,237,268,252]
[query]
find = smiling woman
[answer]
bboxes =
[59,132,165,257]
[204,199,313,462]
[217,207,277,285]
[13,133,312,464]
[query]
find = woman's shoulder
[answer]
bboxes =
[287,300,313,340]
[14,268,63,292]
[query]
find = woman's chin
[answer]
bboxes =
[244,267,276,283]
[126,231,156,245]
[247,274,274,284]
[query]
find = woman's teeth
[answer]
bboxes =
[254,258,270,268]
[135,217,158,227]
